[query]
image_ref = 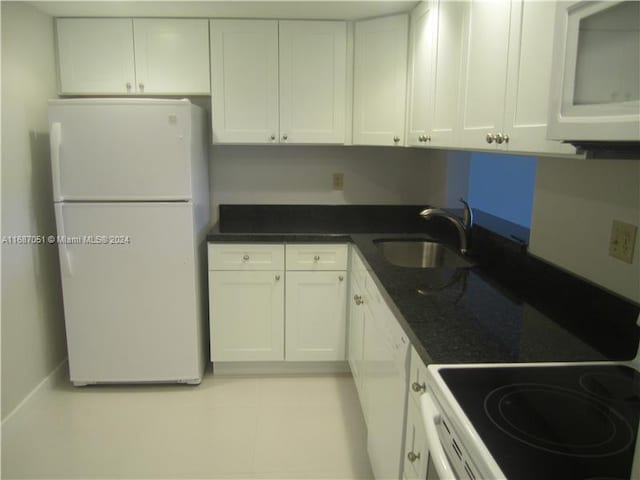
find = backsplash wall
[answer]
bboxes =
[529,157,640,303]
[208,145,450,224]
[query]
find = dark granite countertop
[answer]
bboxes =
[207,205,640,366]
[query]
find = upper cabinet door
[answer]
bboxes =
[210,20,279,144]
[133,19,210,95]
[56,18,135,94]
[502,1,575,155]
[457,0,511,150]
[353,14,409,146]
[405,1,438,147]
[279,21,347,144]
[430,0,466,148]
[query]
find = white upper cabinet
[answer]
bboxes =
[353,14,409,146]
[457,0,511,150]
[503,1,575,154]
[56,18,210,95]
[455,0,574,154]
[430,0,467,148]
[132,19,210,95]
[211,19,347,144]
[57,18,135,94]
[406,1,466,149]
[406,1,438,147]
[210,20,280,144]
[279,21,347,144]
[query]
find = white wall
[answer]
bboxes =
[1,2,67,420]
[529,157,640,303]
[209,145,449,223]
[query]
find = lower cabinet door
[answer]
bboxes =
[403,397,428,480]
[348,277,367,408]
[209,270,284,361]
[285,271,347,361]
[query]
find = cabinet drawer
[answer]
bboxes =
[285,244,348,270]
[408,346,428,406]
[208,243,284,270]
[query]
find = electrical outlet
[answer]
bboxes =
[609,220,637,264]
[332,173,344,191]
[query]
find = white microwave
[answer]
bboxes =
[547,1,640,156]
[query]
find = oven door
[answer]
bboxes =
[420,392,464,480]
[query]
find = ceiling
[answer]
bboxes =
[28,1,419,20]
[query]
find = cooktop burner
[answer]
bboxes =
[440,365,640,480]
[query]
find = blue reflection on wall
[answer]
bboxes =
[467,153,537,228]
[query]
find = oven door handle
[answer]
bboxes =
[421,392,457,480]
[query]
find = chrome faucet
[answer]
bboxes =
[419,198,474,254]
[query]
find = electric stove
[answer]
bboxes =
[424,363,640,480]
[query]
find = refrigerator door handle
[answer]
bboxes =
[54,204,73,277]
[50,122,63,201]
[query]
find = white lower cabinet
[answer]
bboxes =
[285,271,347,361]
[348,246,409,480]
[403,393,428,480]
[403,347,429,480]
[208,243,347,364]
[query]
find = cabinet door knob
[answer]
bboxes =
[495,133,505,144]
[418,135,425,142]
[412,382,426,393]
[393,136,400,143]
[503,133,510,144]
[138,82,144,91]
[485,133,495,144]
[353,294,363,305]
[407,451,421,463]
[270,134,276,141]
[275,274,280,281]
[426,135,432,142]
[338,275,344,282]
[313,255,320,262]
[242,254,250,261]
[282,134,288,141]
[126,82,132,91]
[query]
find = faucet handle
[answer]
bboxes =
[459,198,473,229]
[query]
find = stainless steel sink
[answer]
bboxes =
[374,240,475,269]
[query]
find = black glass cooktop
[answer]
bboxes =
[440,365,640,480]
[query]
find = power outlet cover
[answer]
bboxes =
[609,220,638,264]
[332,173,344,191]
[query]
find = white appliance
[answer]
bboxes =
[48,98,210,386]
[421,361,640,480]
[547,1,640,155]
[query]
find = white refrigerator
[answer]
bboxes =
[48,98,210,386]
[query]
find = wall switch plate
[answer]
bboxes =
[332,173,344,191]
[609,220,637,264]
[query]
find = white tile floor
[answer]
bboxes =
[1,367,373,480]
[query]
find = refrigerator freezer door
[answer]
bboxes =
[49,99,194,201]
[55,202,203,384]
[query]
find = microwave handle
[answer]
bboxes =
[421,392,457,480]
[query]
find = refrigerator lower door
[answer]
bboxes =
[55,202,204,385]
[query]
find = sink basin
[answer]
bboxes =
[374,240,475,269]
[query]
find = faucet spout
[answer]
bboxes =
[419,199,473,255]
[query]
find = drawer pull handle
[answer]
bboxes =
[313,255,320,262]
[412,382,426,393]
[242,255,250,261]
[407,451,421,463]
